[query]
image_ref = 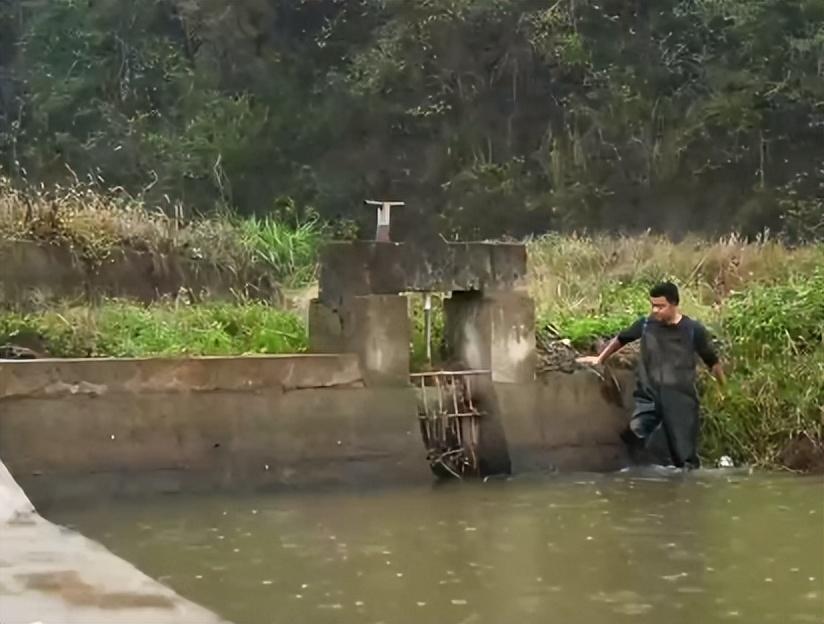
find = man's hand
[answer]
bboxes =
[711,362,726,387]
[576,337,623,368]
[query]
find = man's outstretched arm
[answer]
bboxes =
[577,337,624,367]
[577,318,645,367]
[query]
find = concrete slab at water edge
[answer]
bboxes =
[0,461,231,624]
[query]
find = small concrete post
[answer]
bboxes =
[424,293,433,365]
[364,200,404,242]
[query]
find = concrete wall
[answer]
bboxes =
[318,241,527,306]
[309,295,411,385]
[448,369,633,476]
[0,240,281,308]
[0,355,430,508]
[0,353,639,509]
[492,370,634,473]
[444,291,536,384]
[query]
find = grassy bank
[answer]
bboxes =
[0,178,329,288]
[1,181,821,469]
[528,234,824,469]
[0,300,307,358]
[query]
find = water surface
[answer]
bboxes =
[54,470,824,624]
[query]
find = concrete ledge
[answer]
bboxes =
[0,240,281,307]
[318,241,528,304]
[0,354,364,400]
[0,461,230,624]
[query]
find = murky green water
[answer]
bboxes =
[53,470,823,624]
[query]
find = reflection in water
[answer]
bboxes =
[53,471,824,624]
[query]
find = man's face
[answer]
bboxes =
[650,296,677,324]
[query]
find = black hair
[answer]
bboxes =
[649,281,680,305]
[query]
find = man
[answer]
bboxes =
[577,282,725,469]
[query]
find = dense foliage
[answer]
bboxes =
[2,0,823,239]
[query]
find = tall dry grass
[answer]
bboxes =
[528,232,824,320]
[0,178,325,288]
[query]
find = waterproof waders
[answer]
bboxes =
[627,319,701,469]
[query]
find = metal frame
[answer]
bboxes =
[411,369,490,479]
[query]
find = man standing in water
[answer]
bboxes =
[577,282,725,469]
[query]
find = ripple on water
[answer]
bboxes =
[613,602,654,615]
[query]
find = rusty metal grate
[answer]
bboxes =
[410,369,490,479]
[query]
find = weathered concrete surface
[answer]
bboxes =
[0,240,280,308]
[444,291,536,383]
[494,370,632,473]
[0,350,637,511]
[0,355,430,507]
[309,295,410,385]
[0,460,230,624]
[463,370,632,475]
[318,241,528,305]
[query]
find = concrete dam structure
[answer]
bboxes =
[0,238,632,509]
[0,236,638,622]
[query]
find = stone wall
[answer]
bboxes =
[0,240,281,307]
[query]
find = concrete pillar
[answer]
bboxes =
[309,295,410,385]
[444,291,536,383]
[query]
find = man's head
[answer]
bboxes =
[649,281,680,324]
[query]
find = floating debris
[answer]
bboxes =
[662,572,688,582]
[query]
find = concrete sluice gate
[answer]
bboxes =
[0,240,634,508]
[310,239,633,480]
[0,239,634,621]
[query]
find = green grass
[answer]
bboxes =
[238,215,325,289]
[409,294,446,371]
[699,272,824,467]
[0,300,307,358]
